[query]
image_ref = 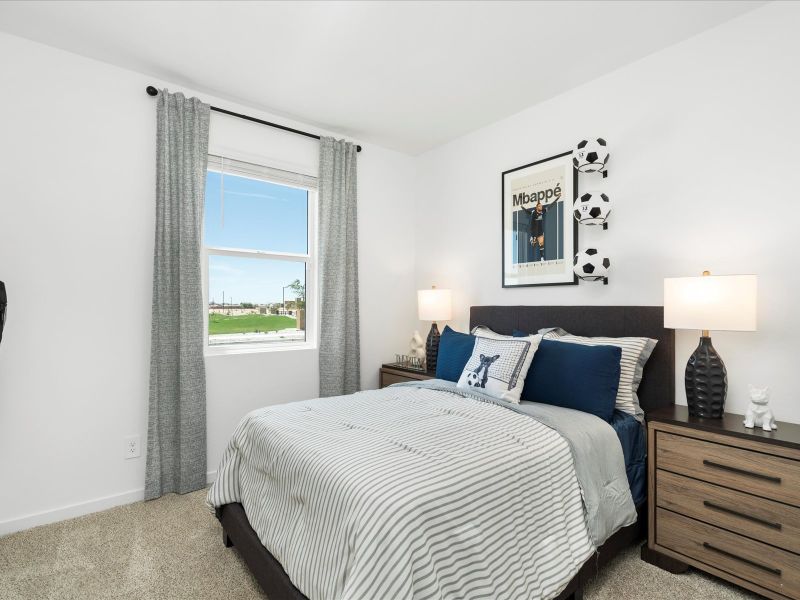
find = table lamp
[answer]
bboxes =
[418,286,452,374]
[664,271,757,418]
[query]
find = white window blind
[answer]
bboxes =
[207,154,317,191]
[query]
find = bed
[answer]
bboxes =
[210,305,675,600]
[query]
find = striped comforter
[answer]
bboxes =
[208,384,598,600]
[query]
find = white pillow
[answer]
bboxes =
[457,329,541,404]
[470,326,518,340]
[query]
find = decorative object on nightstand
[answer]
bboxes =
[643,406,800,600]
[409,330,426,362]
[572,137,609,177]
[573,191,611,229]
[390,354,425,371]
[745,385,777,431]
[664,271,757,418]
[418,286,452,374]
[573,248,610,284]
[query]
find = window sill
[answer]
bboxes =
[205,341,317,357]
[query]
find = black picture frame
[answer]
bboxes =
[501,150,579,288]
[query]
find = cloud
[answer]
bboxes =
[209,263,243,276]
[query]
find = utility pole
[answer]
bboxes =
[282,284,292,315]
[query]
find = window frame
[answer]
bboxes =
[202,153,318,356]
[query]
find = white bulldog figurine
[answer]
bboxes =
[743,385,777,432]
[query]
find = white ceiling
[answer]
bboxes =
[0,0,766,155]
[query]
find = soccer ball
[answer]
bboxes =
[573,138,609,173]
[573,248,610,281]
[466,371,482,387]
[573,191,612,226]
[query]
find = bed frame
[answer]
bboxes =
[216,305,675,600]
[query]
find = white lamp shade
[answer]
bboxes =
[664,274,757,332]
[418,288,452,322]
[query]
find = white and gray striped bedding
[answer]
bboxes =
[207,383,629,600]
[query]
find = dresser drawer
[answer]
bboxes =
[379,367,432,388]
[657,469,800,554]
[381,371,413,387]
[657,431,800,507]
[657,508,800,598]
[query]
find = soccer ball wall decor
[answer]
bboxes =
[571,138,612,284]
[573,191,612,228]
[573,138,609,176]
[573,248,610,284]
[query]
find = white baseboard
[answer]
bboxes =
[0,488,145,537]
[0,470,218,537]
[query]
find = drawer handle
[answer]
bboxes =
[703,501,782,530]
[702,460,782,484]
[702,542,782,576]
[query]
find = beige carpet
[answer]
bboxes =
[0,490,760,600]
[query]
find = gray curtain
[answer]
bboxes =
[318,137,360,397]
[145,90,210,500]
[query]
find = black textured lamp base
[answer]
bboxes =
[426,322,440,374]
[685,336,728,419]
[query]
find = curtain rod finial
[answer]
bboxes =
[146,86,159,97]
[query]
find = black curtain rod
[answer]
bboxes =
[145,86,361,152]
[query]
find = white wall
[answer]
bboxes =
[0,32,416,533]
[414,2,800,421]
[3,1,799,536]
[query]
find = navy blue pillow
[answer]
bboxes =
[435,326,477,382]
[513,331,621,422]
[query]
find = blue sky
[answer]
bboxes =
[205,172,307,305]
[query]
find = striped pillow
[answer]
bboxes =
[539,328,656,421]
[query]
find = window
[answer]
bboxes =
[204,155,316,351]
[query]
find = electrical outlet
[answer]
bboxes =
[124,435,141,460]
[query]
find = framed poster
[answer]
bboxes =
[502,150,578,287]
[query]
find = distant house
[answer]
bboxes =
[276,300,298,317]
[207,302,298,317]
[208,303,261,316]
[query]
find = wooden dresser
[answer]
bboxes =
[379,364,434,388]
[644,406,800,600]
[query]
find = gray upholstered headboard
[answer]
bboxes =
[469,305,675,414]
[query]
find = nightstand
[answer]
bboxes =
[643,405,800,600]
[379,364,434,388]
